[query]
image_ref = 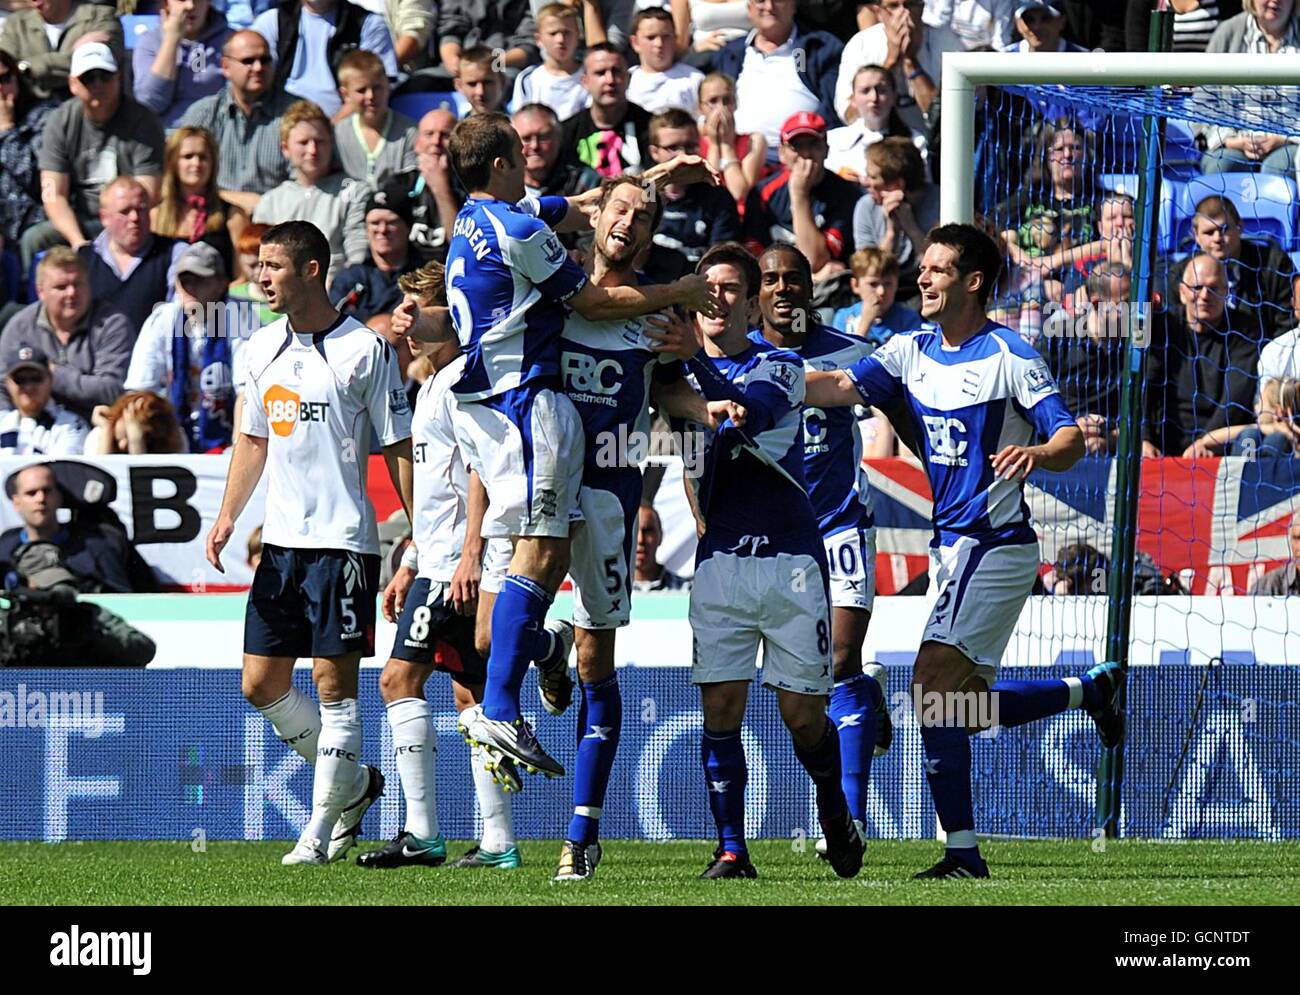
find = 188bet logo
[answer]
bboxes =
[263,385,329,436]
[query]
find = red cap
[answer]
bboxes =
[781,111,827,143]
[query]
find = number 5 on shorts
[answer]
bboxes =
[340,597,357,634]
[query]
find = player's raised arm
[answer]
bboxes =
[392,295,456,345]
[990,424,1086,482]
[805,368,867,409]
[569,272,726,322]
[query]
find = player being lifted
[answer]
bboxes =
[356,262,522,870]
[804,223,1124,879]
[392,112,723,779]
[206,220,415,866]
[751,244,891,852]
[681,242,864,880]
[551,176,737,881]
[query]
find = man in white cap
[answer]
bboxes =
[125,241,259,453]
[1009,2,1088,53]
[0,343,90,456]
[22,41,166,276]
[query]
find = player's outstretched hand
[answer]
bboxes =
[645,309,702,359]
[706,399,747,429]
[449,552,481,617]
[383,565,416,623]
[672,274,727,318]
[391,295,421,339]
[206,517,233,573]
[990,444,1040,482]
[644,153,721,190]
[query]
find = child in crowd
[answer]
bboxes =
[832,248,924,347]
[512,2,589,120]
[334,50,417,184]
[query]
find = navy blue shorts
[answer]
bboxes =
[244,544,380,659]
[389,577,486,681]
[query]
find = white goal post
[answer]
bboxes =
[938,51,1300,225]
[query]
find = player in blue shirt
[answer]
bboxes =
[550,176,723,880]
[752,243,890,854]
[390,112,723,781]
[806,224,1125,879]
[682,242,865,880]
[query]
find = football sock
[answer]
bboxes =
[303,698,362,847]
[990,678,1075,728]
[257,686,320,762]
[793,717,849,822]
[482,575,553,722]
[701,726,748,856]
[387,697,439,840]
[567,675,622,846]
[471,744,516,852]
[829,673,880,823]
[919,720,980,857]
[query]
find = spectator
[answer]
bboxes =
[643,108,741,283]
[1037,261,1129,454]
[329,182,423,321]
[1165,195,1296,343]
[831,247,923,345]
[512,2,589,121]
[1048,541,1108,595]
[454,44,507,118]
[712,0,844,152]
[996,120,1100,306]
[1201,0,1300,173]
[1256,275,1300,384]
[124,241,255,453]
[826,63,925,186]
[133,0,232,129]
[150,127,243,278]
[385,0,439,72]
[628,7,704,115]
[670,0,752,55]
[1126,0,1243,54]
[438,0,538,76]
[251,99,367,279]
[351,107,462,264]
[632,502,689,591]
[334,49,417,183]
[835,0,938,135]
[743,111,860,282]
[543,0,637,51]
[252,0,398,119]
[1250,509,1300,593]
[0,247,132,423]
[853,135,937,302]
[0,463,158,593]
[0,49,59,297]
[1009,1,1089,52]
[1215,374,1300,458]
[560,43,652,177]
[696,71,764,203]
[24,43,166,277]
[177,30,292,217]
[0,0,123,101]
[0,342,90,455]
[227,220,276,323]
[86,390,187,454]
[79,177,186,332]
[512,102,598,256]
[1145,253,1260,458]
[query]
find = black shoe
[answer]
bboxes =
[819,808,865,879]
[356,832,447,868]
[913,853,990,879]
[328,765,385,862]
[459,704,565,778]
[864,662,892,757]
[699,850,758,879]
[1086,661,1126,749]
[553,840,602,881]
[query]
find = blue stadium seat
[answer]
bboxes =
[121,15,160,50]
[1173,172,1299,251]
[390,91,457,122]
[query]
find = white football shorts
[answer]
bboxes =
[824,525,877,612]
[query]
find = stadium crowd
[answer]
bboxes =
[0,0,1298,468]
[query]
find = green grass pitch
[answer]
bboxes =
[4,839,1298,905]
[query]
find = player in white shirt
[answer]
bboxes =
[205,220,415,867]
[354,261,523,871]
[806,224,1124,879]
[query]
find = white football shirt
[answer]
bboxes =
[411,355,468,582]
[240,313,412,554]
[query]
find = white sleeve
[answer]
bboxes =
[51,415,89,457]
[363,338,413,447]
[240,365,269,438]
[123,306,174,394]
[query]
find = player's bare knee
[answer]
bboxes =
[777,692,827,748]
[313,656,360,703]
[241,657,291,707]
[831,640,862,683]
[378,659,425,703]
[701,682,747,730]
[575,627,614,684]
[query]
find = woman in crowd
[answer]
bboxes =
[86,392,188,456]
[150,126,243,276]
[696,72,767,203]
[670,0,751,56]
[825,64,926,185]
[133,0,232,129]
